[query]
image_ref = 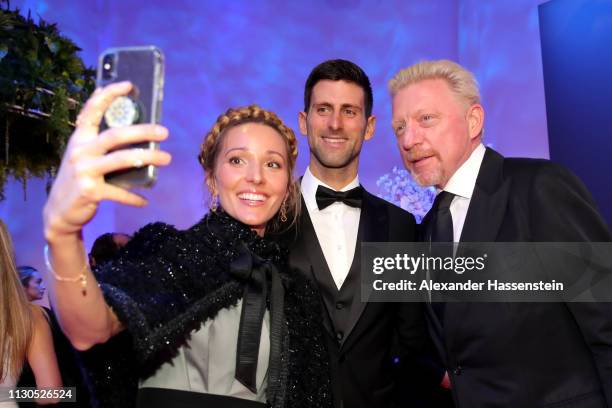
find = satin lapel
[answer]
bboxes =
[459,148,511,243]
[293,197,336,338]
[445,148,511,345]
[458,181,511,243]
[341,190,388,348]
[425,305,449,365]
[422,148,510,344]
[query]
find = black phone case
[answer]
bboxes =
[96,46,164,188]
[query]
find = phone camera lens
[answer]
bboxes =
[101,54,115,80]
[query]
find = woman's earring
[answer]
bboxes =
[210,193,219,212]
[280,199,288,223]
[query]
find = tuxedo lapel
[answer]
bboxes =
[425,305,449,364]
[460,148,511,243]
[341,190,388,348]
[292,197,336,337]
[443,148,511,350]
[423,148,511,358]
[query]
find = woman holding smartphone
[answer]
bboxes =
[42,82,331,408]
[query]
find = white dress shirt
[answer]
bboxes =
[301,167,361,289]
[440,143,486,242]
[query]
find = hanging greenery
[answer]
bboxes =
[0,0,96,200]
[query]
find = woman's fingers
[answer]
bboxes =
[74,81,133,138]
[75,148,172,177]
[95,124,169,154]
[44,180,149,240]
[97,183,149,207]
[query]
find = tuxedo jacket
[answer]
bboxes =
[277,187,429,408]
[423,148,612,407]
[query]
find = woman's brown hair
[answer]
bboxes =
[0,220,32,381]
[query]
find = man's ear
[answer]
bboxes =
[298,111,308,136]
[467,104,484,140]
[364,115,376,141]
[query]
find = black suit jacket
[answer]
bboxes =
[277,187,430,408]
[423,148,612,407]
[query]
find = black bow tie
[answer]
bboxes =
[315,185,363,210]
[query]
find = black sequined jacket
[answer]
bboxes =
[78,211,332,408]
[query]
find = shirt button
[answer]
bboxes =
[335,302,344,310]
[336,331,344,341]
[454,366,463,376]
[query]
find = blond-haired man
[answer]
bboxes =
[389,60,612,407]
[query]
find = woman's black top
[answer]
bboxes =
[79,211,332,408]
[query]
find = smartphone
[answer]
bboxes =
[96,46,164,189]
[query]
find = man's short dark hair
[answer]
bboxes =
[304,59,373,118]
[89,232,130,267]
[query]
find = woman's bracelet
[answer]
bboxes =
[44,244,88,295]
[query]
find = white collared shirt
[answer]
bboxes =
[439,143,486,242]
[301,167,361,289]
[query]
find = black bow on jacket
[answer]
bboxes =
[230,242,285,394]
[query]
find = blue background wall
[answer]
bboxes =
[539,0,612,228]
[2,0,551,295]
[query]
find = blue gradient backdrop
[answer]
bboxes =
[2,0,549,281]
[539,0,612,228]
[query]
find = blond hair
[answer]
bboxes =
[198,105,300,232]
[388,59,481,107]
[0,220,32,381]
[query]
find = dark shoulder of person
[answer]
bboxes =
[364,189,417,240]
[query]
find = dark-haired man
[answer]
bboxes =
[89,232,131,267]
[278,59,432,408]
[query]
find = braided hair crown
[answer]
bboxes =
[198,105,297,174]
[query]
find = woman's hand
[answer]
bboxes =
[43,81,171,242]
